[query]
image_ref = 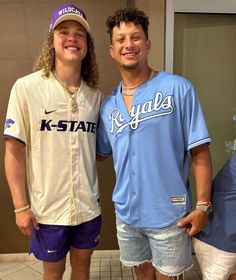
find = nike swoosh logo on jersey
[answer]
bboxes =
[45,109,57,114]
[47,249,57,253]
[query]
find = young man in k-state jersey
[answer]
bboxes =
[4,4,102,280]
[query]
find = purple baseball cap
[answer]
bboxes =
[49,3,90,33]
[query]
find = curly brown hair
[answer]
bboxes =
[33,30,99,89]
[106,7,149,43]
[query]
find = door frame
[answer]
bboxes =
[165,0,236,72]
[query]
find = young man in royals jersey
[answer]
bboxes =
[97,8,212,280]
[4,4,102,280]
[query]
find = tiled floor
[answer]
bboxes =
[0,250,202,279]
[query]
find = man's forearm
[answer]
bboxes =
[4,139,28,209]
[191,144,212,202]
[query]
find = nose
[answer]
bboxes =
[68,33,77,42]
[124,37,134,48]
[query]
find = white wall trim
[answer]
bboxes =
[165,0,236,73]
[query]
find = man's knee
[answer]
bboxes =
[134,262,156,279]
[43,259,66,280]
[70,248,93,270]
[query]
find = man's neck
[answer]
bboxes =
[54,63,81,90]
[120,66,151,88]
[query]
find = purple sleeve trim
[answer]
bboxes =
[3,134,26,145]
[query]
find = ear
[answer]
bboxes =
[109,44,115,58]
[146,39,151,54]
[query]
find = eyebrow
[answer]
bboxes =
[114,31,143,38]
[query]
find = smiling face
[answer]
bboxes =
[53,20,88,68]
[109,21,151,72]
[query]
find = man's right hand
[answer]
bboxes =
[15,209,39,236]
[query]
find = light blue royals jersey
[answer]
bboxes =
[97,71,211,228]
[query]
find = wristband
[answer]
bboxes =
[14,205,30,214]
[196,201,212,214]
[196,201,211,205]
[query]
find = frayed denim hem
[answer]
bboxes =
[153,263,194,279]
[120,258,193,279]
[120,257,153,267]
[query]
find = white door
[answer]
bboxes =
[165,0,236,174]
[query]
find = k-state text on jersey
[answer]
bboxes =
[40,119,96,132]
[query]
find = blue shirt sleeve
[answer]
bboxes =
[181,83,211,151]
[96,112,112,156]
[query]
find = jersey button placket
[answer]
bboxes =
[129,129,138,225]
[70,112,80,224]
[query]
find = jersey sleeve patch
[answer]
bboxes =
[171,195,186,205]
[4,118,15,130]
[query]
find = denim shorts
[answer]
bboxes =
[30,215,101,262]
[116,219,192,277]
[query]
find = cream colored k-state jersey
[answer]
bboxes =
[4,70,102,225]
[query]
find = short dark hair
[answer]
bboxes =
[106,8,149,42]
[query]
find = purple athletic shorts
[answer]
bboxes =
[29,215,101,262]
